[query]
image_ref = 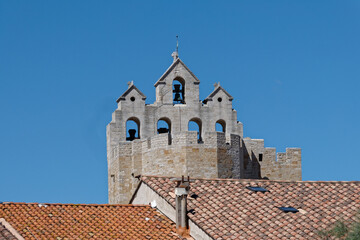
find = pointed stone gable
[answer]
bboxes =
[116,83,146,103]
[154,58,200,87]
[204,84,233,102]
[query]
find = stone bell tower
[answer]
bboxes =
[107,52,302,204]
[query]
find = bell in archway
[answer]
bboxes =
[126,129,137,141]
[173,84,183,103]
[174,93,182,102]
[157,128,169,134]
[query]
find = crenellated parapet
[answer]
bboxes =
[242,138,302,180]
[108,131,243,203]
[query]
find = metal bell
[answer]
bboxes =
[127,129,136,141]
[174,93,182,102]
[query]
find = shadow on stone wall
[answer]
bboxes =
[242,141,262,179]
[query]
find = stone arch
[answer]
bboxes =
[173,77,185,104]
[157,117,171,134]
[215,119,226,133]
[126,117,140,141]
[188,117,202,142]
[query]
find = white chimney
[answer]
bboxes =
[172,176,191,237]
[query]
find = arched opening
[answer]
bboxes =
[215,119,226,133]
[173,77,185,104]
[157,117,171,134]
[188,118,202,143]
[126,117,140,141]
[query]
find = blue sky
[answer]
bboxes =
[0,1,359,204]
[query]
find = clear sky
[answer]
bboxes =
[0,1,359,204]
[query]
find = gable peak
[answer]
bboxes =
[116,82,146,103]
[171,51,179,62]
[154,57,200,87]
[127,81,134,88]
[205,83,233,102]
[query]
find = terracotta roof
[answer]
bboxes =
[0,222,17,240]
[0,203,180,240]
[141,176,360,240]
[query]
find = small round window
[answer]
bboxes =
[130,97,135,102]
[217,97,222,102]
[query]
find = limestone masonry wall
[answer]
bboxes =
[108,131,241,203]
[108,130,301,204]
[242,138,301,181]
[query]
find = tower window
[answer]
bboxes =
[259,153,263,162]
[130,96,135,102]
[157,118,171,134]
[217,97,222,102]
[126,117,140,141]
[188,118,202,143]
[215,119,226,133]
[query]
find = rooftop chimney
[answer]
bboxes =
[172,176,191,237]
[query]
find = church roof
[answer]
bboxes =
[154,58,200,87]
[140,176,360,240]
[0,203,179,240]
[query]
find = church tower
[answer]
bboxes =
[107,52,301,204]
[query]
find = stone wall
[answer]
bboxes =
[242,138,302,180]
[108,131,302,203]
[108,131,241,204]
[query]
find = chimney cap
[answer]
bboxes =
[175,187,189,196]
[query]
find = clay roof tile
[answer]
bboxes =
[0,203,180,240]
[141,176,360,240]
